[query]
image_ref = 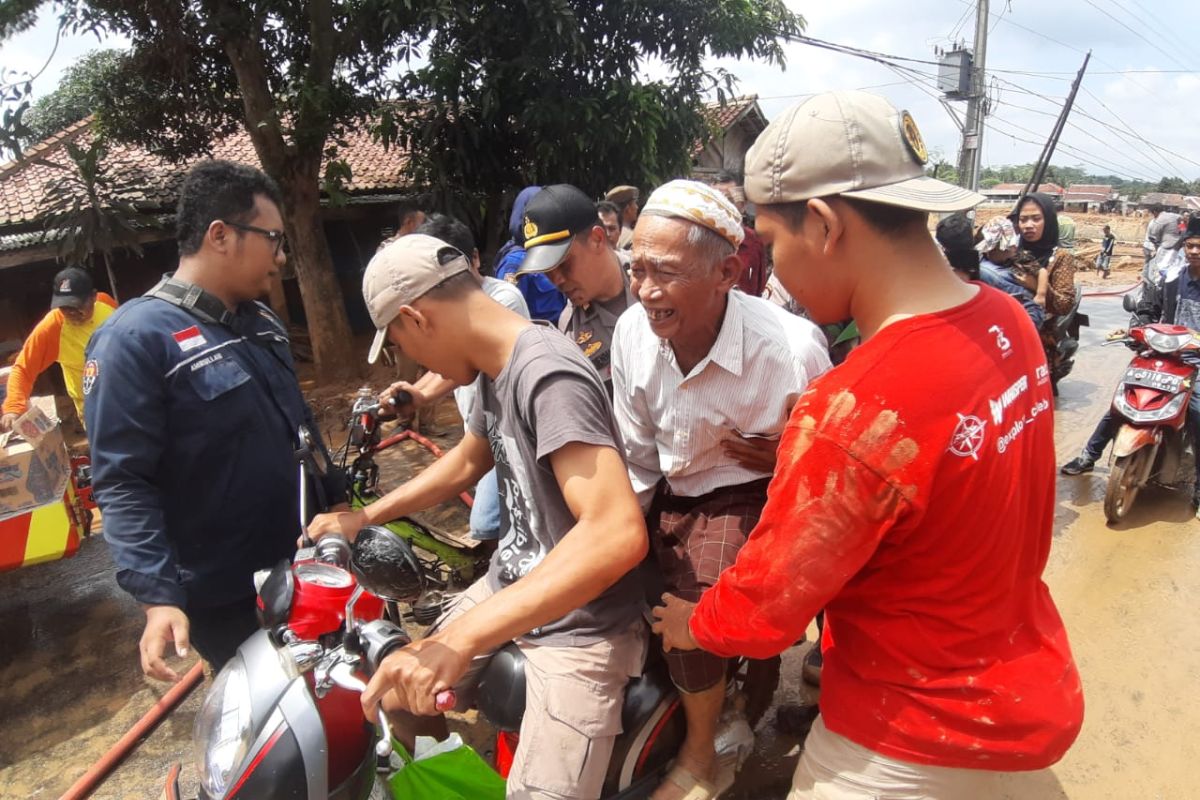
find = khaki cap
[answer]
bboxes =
[605,185,640,204]
[362,234,471,364]
[745,91,984,213]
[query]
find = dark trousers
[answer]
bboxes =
[187,596,261,672]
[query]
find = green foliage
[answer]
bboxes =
[379,0,803,232]
[976,163,1200,201]
[36,136,159,270]
[22,48,127,144]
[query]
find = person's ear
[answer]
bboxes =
[807,198,845,257]
[714,252,742,292]
[206,220,233,254]
[589,226,606,249]
[397,305,429,334]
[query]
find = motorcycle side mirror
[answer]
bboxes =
[257,559,295,629]
[297,425,329,478]
[350,526,426,602]
[1122,293,1137,313]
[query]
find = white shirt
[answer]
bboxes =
[454,276,531,424]
[611,290,831,510]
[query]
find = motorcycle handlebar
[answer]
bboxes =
[354,619,457,712]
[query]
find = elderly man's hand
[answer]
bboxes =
[0,413,19,433]
[651,593,699,652]
[304,508,369,546]
[722,430,781,473]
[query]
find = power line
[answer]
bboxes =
[989,75,1185,176]
[1079,86,1200,173]
[1077,0,1195,73]
[986,116,1158,181]
[1099,0,1199,70]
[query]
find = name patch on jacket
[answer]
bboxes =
[172,326,208,353]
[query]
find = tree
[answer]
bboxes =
[6,1,448,381]
[22,48,125,145]
[37,135,160,300]
[379,0,803,251]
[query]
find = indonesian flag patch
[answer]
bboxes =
[172,325,208,353]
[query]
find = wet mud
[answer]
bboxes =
[2,298,1197,798]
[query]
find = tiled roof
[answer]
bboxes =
[694,96,766,156]
[982,182,1065,195]
[1138,192,1189,206]
[0,117,410,229]
[1066,184,1113,194]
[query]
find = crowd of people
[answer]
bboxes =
[2,90,1098,800]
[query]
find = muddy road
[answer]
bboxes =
[1,292,1196,799]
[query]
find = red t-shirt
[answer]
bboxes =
[690,285,1083,771]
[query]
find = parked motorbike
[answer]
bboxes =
[1100,322,1200,523]
[1043,286,1089,396]
[337,387,487,585]
[164,430,779,799]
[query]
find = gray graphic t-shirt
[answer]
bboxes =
[468,325,645,645]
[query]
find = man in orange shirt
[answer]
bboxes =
[1,268,116,431]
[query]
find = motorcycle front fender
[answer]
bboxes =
[1112,424,1161,459]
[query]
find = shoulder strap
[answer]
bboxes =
[145,275,236,328]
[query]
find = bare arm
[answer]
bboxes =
[307,430,494,540]
[1034,267,1049,306]
[361,440,648,715]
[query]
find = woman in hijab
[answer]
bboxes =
[1010,192,1060,311]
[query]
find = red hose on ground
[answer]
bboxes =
[58,661,205,800]
[375,429,475,508]
[1082,276,1143,298]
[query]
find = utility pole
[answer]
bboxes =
[1022,51,1092,197]
[956,0,989,192]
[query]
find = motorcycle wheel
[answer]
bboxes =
[1104,449,1150,523]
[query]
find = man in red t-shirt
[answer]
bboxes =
[652,91,1084,798]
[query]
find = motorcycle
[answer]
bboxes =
[163,429,779,799]
[1043,285,1089,396]
[1100,322,1200,523]
[337,387,488,586]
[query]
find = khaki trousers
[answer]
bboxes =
[787,717,1008,800]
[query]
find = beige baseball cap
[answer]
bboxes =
[744,91,984,212]
[362,233,471,364]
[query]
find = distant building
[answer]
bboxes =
[979,182,1065,208]
[692,96,769,182]
[1062,184,1117,213]
[1137,192,1197,214]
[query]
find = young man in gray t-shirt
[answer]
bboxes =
[309,234,648,798]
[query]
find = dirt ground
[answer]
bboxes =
[2,295,1197,798]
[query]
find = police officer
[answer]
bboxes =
[85,160,345,679]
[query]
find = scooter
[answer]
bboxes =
[1101,322,1200,523]
[164,430,779,799]
[1043,286,1089,395]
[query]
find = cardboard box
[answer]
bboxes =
[0,397,69,523]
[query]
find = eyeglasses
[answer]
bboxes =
[223,221,288,256]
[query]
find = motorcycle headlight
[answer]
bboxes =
[194,657,254,798]
[1143,329,1193,354]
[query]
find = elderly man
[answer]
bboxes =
[613,180,830,800]
[517,184,636,393]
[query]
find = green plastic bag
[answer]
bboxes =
[387,734,506,800]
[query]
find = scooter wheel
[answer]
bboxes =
[1104,450,1150,523]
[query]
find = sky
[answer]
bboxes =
[2,0,1198,182]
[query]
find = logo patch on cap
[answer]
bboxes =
[82,359,98,395]
[523,217,539,241]
[900,111,928,165]
[59,278,72,292]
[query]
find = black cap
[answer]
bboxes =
[516,185,602,275]
[1186,215,1200,240]
[50,267,94,309]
